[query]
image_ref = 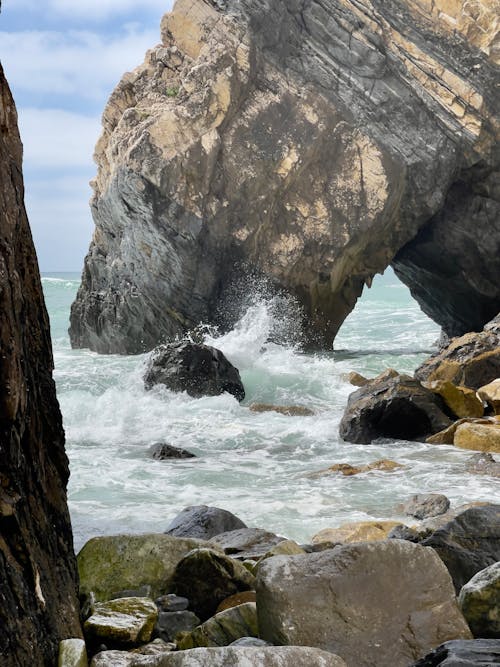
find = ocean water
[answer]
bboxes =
[42,271,498,551]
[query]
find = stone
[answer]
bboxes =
[177,602,258,649]
[155,595,189,612]
[426,417,500,445]
[229,637,271,647]
[70,0,499,356]
[209,528,284,559]
[410,639,500,666]
[339,372,451,444]
[311,520,401,545]
[84,597,158,645]
[78,534,217,602]
[90,646,347,666]
[58,639,88,667]
[400,494,450,520]
[143,342,245,401]
[249,403,314,416]
[423,380,484,418]
[388,525,430,543]
[216,591,256,613]
[150,444,196,460]
[130,639,176,655]
[454,422,500,453]
[345,371,369,387]
[155,610,200,642]
[465,452,500,477]
[165,505,246,539]
[316,459,403,476]
[458,562,500,638]
[478,379,500,414]
[111,586,152,600]
[256,540,471,666]
[421,505,500,592]
[170,548,255,620]
[260,540,305,560]
[0,63,82,665]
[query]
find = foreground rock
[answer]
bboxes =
[311,521,400,545]
[70,0,499,355]
[0,63,82,664]
[458,562,500,638]
[144,342,245,401]
[209,528,284,559]
[421,505,500,592]
[339,372,451,444]
[422,380,484,418]
[256,540,471,666]
[90,646,347,666]
[177,602,258,648]
[165,505,246,539]
[411,639,500,666]
[84,597,158,646]
[454,421,500,453]
[400,494,450,520]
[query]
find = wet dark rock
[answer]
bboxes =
[165,505,247,540]
[458,562,500,638]
[411,639,500,666]
[209,528,284,559]
[144,342,245,401]
[155,594,189,612]
[339,372,452,444]
[154,610,200,642]
[421,505,500,592]
[249,403,315,416]
[400,494,451,520]
[150,443,196,460]
[465,452,500,477]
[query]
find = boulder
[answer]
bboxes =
[421,505,500,592]
[316,459,403,476]
[110,585,152,600]
[58,639,88,667]
[426,417,500,445]
[458,562,500,638]
[216,591,256,613]
[170,548,255,620]
[209,528,284,559]
[311,521,401,545]
[165,505,246,539]
[411,639,500,666]
[344,371,369,387]
[339,372,451,444]
[155,595,189,612]
[422,380,484,418]
[78,534,216,602]
[249,403,314,416]
[143,342,245,401]
[130,639,175,656]
[177,602,258,649]
[465,452,500,478]
[256,540,471,666]
[84,597,158,645]
[90,646,347,666]
[155,610,200,642]
[400,494,450,520]
[478,379,500,414]
[453,422,500,453]
[229,638,271,647]
[260,540,305,560]
[150,444,196,460]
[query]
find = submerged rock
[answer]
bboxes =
[465,452,500,477]
[150,443,196,460]
[314,459,403,477]
[144,341,245,401]
[165,505,246,539]
[411,639,500,666]
[249,403,314,416]
[458,562,500,638]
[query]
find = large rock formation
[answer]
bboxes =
[0,64,81,664]
[70,0,499,353]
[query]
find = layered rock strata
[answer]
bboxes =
[70,0,500,353]
[0,64,81,664]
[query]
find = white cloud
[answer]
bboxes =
[3,0,173,21]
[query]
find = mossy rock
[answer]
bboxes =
[177,602,258,649]
[458,562,500,637]
[84,597,158,645]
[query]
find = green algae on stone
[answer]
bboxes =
[459,562,500,638]
[58,638,88,667]
[84,597,158,645]
[177,602,258,649]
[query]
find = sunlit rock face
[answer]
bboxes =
[0,64,81,665]
[70,0,499,354]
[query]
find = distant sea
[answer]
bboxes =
[42,270,497,551]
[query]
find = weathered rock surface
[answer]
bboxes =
[256,540,471,666]
[144,342,245,401]
[150,443,196,460]
[84,597,158,646]
[458,562,500,638]
[421,505,500,592]
[478,379,500,414]
[314,459,403,476]
[77,534,216,602]
[70,0,500,354]
[58,639,88,667]
[454,421,500,453]
[465,452,500,477]
[411,639,500,666]
[90,646,347,666]
[400,493,450,520]
[339,372,451,444]
[155,610,200,642]
[177,602,258,648]
[0,63,82,665]
[249,403,314,416]
[423,380,484,418]
[216,591,256,613]
[209,528,284,559]
[165,505,246,539]
[311,520,401,545]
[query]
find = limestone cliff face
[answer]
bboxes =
[0,65,81,665]
[70,0,499,353]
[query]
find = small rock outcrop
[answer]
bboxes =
[400,494,451,520]
[70,0,499,354]
[144,342,245,401]
[151,443,196,460]
[458,562,500,638]
[0,63,81,664]
[165,505,246,539]
[84,597,158,647]
[465,452,500,477]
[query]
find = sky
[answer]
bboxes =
[0,0,174,271]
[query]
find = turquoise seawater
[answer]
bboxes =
[42,271,498,550]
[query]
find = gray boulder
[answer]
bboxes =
[165,505,246,539]
[177,602,258,649]
[151,444,196,460]
[401,494,450,520]
[458,562,500,638]
[411,639,500,666]
[209,528,284,559]
[465,452,500,477]
[154,610,200,642]
[256,540,471,667]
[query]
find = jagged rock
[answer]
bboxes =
[249,403,314,416]
[421,505,500,592]
[150,443,196,460]
[84,597,158,645]
[209,528,284,559]
[400,494,450,520]
[90,646,347,666]
[411,639,500,666]
[155,595,189,612]
[177,602,258,649]
[465,452,500,477]
[422,380,484,418]
[170,548,255,620]
[216,591,256,613]
[154,610,200,642]
[165,505,246,539]
[256,541,471,667]
[339,372,451,444]
[58,639,88,667]
[78,534,217,602]
[70,0,499,355]
[311,520,400,545]
[454,421,500,453]
[478,379,500,414]
[0,64,82,665]
[458,562,500,638]
[143,342,245,401]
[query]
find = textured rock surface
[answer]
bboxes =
[478,378,500,414]
[177,601,258,648]
[150,443,196,459]
[411,639,500,666]
[401,494,450,520]
[165,505,246,539]
[208,528,284,559]
[58,639,88,667]
[458,562,500,638]
[422,380,484,418]
[256,540,471,667]
[454,422,500,452]
[70,0,500,354]
[84,597,158,645]
[465,452,500,477]
[311,520,400,544]
[0,63,82,665]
